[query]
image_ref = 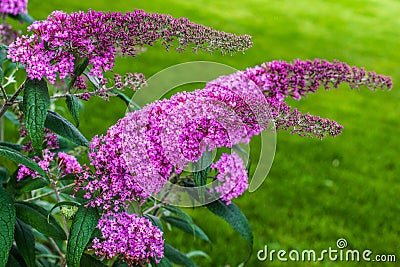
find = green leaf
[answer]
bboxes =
[56,135,79,151]
[73,57,89,77]
[45,111,89,147]
[4,111,21,127]
[5,254,21,267]
[15,202,66,240]
[206,200,253,248]
[66,95,80,127]
[111,90,141,112]
[83,70,100,88]
[0,145,46,177]
[0,141,22,151]
[66,206,99,267]
[15,219,36,267]
[23,78,50,152]
[161,216,210,243]
[186,251,210,260]
[68,57,89,90]
[0,186,16,267]
[193,152,211,187]
[13,176,48,194]
[6,246,25,267]
[192,152,211,203]
[0,167,10,183]
[0,46,7,82]
[0,45,7,62]
[7,13,35,24]
[163,205,194,226]
[164,244,197,267]
[80,253,106,267]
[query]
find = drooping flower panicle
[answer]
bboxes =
[243,59,392,101]
[7,9,252,83]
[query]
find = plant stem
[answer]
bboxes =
[49,237,64,258]
[51,181,70,238]
[23,183,75,202]
[143,203,164,215]
[0,106,3,141]
[0,82,25,118]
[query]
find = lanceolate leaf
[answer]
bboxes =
[164,244,197,267]
[0,186,16,267]
[14,176,48,194]
[15,202,66,240]
[23,78,50,152]
[66,206,99,267]
[73,57,89,77]
[66,95,80,127]
[0,45,7,82]
[161,216,210,243]
[0,167,10,184]
[45,110,89,147]
[14,218,36,267]
[163,205,194,226]
[80,253,107,267]
[206,200,253,248]
[0,141,22,151]
[6,246,25,267]
[8,13,35,24]
[4,111,21,127]
[0,145,46,177]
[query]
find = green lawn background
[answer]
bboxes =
[18,0,400,266]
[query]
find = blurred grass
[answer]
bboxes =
[13,0,400,266]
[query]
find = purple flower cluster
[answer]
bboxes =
[17,150,82,181]
[17,149,54,181]
[19,127,59,153]
[243,59,392,101]
[92,212,164,266]
[7,9,252,83]
[0,0,27,15]
[208,59,392,138]
[57,152,82,177]
[79,79,267,210]
[211,152,248,205]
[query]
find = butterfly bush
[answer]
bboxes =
[75,59,392,213]
[92,212,164,266]
[7,9,252,83]
[0,0,27,15]
[3,5,393,266]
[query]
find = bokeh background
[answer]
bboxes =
[14,0,400,266]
